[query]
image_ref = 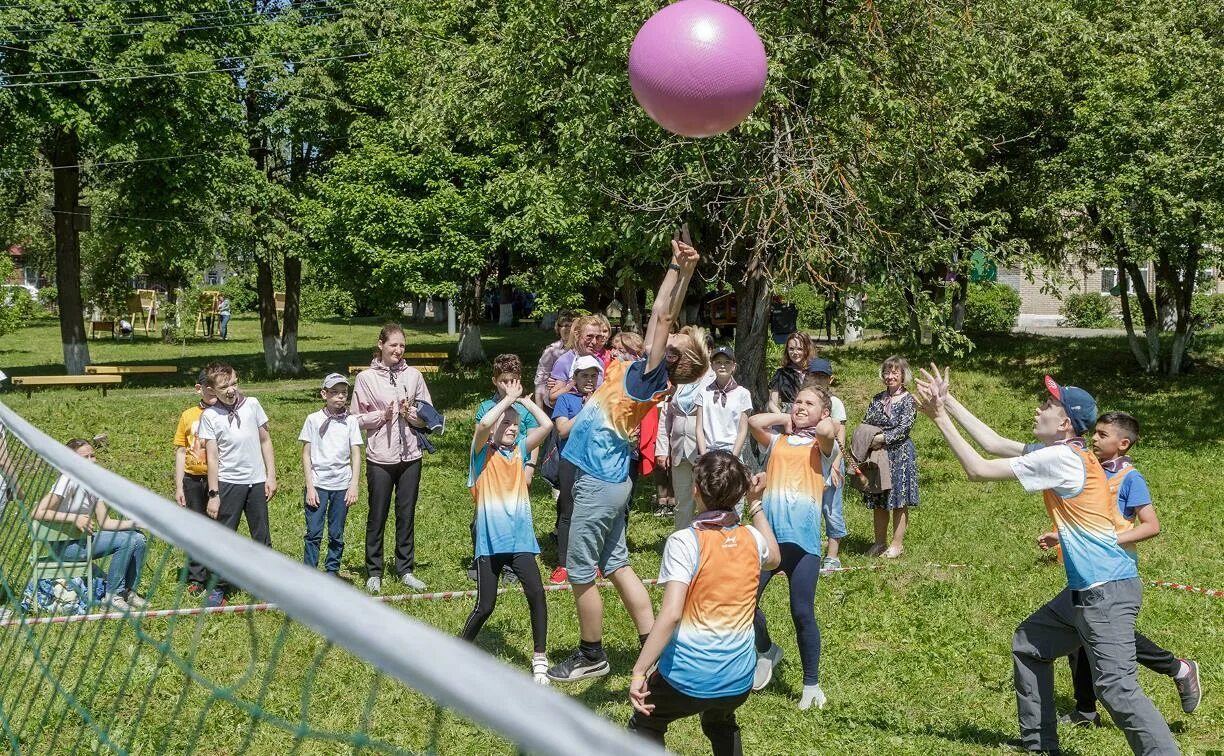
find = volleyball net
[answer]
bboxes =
[0,401,658,755]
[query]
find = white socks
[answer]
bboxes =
[532,654,549,685]
[799,684,827,711]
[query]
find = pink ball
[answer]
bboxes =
[628,0,767,138]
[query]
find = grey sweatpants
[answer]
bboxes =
[1011,578,1178,754]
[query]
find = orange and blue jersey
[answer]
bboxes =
[1105,463,1152,521]
[1043,445,1138,589]
[561,358,670,483]
[468,437,540,557]
[762,434,826,555]
[658,525,762,698]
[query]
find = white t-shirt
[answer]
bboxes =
[298,410,364,490]
[1009,444,1087,499]
[198,398,270,484]
[696,384,754,453]
[659,524,770,583]
[829,395,847,423]
[50,473,97,517]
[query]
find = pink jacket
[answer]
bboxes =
[351,359,434,465]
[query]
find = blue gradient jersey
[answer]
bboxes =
[762,435,827,555]
[1107,465,1152,521]
[561,359,670,483]
[657,525,766,698]
[468,437,539,557]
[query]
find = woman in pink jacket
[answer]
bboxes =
[351,324,433,593]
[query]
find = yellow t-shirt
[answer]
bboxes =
[174,405,208,476]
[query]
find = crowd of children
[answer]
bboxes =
[24,237,1201,755]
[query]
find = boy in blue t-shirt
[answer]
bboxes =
[461,377,555,684]
[1038,412,1201,725]
[547,354,602,585]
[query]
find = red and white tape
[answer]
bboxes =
[1148,580,1224,600]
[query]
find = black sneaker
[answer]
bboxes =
[1057,710,1101,728]
[1175,659,1201,714]
[546,649,610,683]
[1001,739,1060,755]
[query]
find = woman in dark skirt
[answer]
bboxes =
[862,355,919,558]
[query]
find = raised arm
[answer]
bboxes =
[518,396,555,451]
[644,240,699,374]
[474,381,522,449]
[916,386,1017,482]
[919,365,1024,457]
[748,412,788,447]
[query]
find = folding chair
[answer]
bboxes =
[29,518,95,609]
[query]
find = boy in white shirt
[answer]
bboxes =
[695,345,753,461]
[197,362,278,607]
[299,373,364,576]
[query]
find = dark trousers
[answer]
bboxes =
[217,481,271,591]
[365,459,422,578]
[628,673,749,756]
[182,474,210,585]
[1070,630,1181,714]
[460,553,547,652]
[304,487,349,574]
[754,542,822,685]
[554,459,577,567]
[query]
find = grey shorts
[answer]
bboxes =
[565,469,632,584]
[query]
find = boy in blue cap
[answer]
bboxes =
[803,358,847,572]
[915,366,1177,756]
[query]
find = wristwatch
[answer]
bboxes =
[207,489,219,498]
[667,262,681,272]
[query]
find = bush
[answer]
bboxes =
[221,276,259,313]
[299,284,357,321]
[1060,293,1117,328]
[37,287,58,311]
[963,282,1020,333]
[863,284,911,337]
[780,283,827,330]
[1192,293,1224,329]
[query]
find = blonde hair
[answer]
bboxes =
[616,331,644,357]
[566,314,602,349]
[880,355,912,385]
[668,325,711,385]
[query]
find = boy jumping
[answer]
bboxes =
[916,366,1177,755]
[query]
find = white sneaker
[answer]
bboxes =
[366,576,381,594]
[753,644,783,691]
[105,594,131,613]
[532,655,550,686]
[399,572,427,591]
[799,684,827,710]
[125,593,149,611]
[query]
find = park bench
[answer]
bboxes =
[10,375,123,398]
[348,352,448,375]
[85,365,178,376]
[90,321,115,339]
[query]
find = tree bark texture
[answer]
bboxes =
[48,129,90,374]
[458,275,487,365]
[734,263,771,409]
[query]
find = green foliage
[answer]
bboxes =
[35,286,57,311]
[964,283,1021,334]
[1060,293,1117,328]
[299,283,357,322]
[220,276,259,314]
[780,284,829,331]
[1192,293,1224,330]
[863,284,911,337]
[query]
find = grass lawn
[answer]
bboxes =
[1,315,1222,755]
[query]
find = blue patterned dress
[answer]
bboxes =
[861,390,919,510]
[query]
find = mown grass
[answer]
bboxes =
[1,316,1222,755]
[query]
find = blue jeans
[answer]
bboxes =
[53,530,147,597]
[218,312,231,339]
[304,488,349,573]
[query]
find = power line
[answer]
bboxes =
[2,0,374,35]
[3,8,352,43]
[0,49,374,87]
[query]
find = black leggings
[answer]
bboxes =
[753,542,822,685]
[365,459,422,578]
[461,553,547,653]
[555,460,577,567]
[1070,630,1180,713]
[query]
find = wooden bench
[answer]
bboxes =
[11,375,123,398]
[86,365,178,376]
[90,320,115,339]
[348,353,448,375]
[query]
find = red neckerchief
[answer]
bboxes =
[707,377,739,408]
[1100,455,1132,474]
[692,510,740,530]
[791,425,821,440]
[319,406,349,436]
[218,393,247,427]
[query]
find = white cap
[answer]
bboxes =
[571,355,604,378]
[322,372,350,390]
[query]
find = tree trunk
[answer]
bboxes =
[48,129,90,374]
[458,276,487,365]
[844,290,864,343]
[1116,252,1149,370]
[733,262,771,408]
[1125,260,1160,374]
[950,276,968,332]
[1166,242,1199,377]
[902,287,922,345]
[622,279,641,332]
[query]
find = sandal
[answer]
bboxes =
[882,546,904,559]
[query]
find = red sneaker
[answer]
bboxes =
[549,566,568,585]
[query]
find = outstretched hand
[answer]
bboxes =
[916,363,950,401]
[915,382,945,419]
[670,240,700,270]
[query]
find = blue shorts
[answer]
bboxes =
[565,470,632,584]
[822,458,847,541]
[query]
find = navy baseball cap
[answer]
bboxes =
[807,358,833,376]
[1044,375,1097,435]
[711,345,736,360]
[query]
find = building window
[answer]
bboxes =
[1100,268,1117,294]
[205,270,221,285]
[22,266,38,287]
